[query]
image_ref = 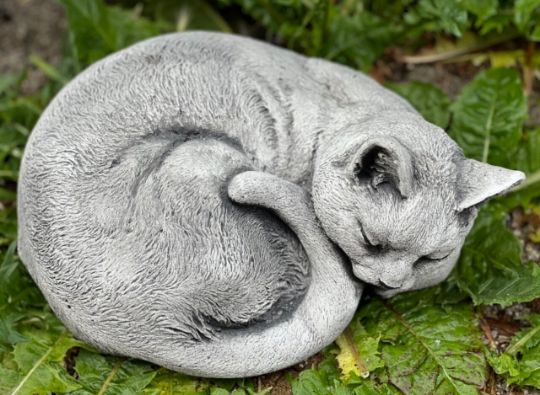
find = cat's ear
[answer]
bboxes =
[456,159,525,211]
[348,136,414,198]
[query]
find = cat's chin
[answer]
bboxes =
[373,286,406,299]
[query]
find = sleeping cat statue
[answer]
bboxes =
[18,32,524,378]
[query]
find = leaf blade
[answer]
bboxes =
[449,68,528,166]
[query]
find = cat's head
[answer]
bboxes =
[312,111,524,298]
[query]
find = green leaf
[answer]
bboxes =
[289,367,355,395]
[8,328,83,394]
[454,209,540,306]
[1,305,98,394]
[57,0,172,64]
[71,350,156,395]
[57,0,116,59]
[143,368,210,394]
[0,240,18,294]
[0,242,46,350]
[226,0,401,71]
[0,307,29,346]
[174,0,232,32]
[324,11,401,71]
[335,320,383,380]
[449,68,528,166]
[0,74,18,96]
[385,81,451,129]
[514,0,540,40]
[357,288,488,394]
[479,13,514,35]
[488,315,540,388]
[29,56,69,86]
[507,315,540,355]
[405,0,468,37]
[461,0,498,23]
[0,187,17,200]
[496,128,540,208]
[514,128,540,176]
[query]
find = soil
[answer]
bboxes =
[0,0,66,95]
[2,1,540,394]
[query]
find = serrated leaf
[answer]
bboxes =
[496,128,540,208]
[1,308,98,395]
[405,0,468,36]
[514,0,540,40]
[488,315,540,388]
[8,328,83,394]
[509,315,540,353]
[454,210,540,306]
[336,320,383,380]
[357,288,488,394]
[71,350,156,395]
[461,0,498,23]
[142,368,209,394]
[0,242,46,349]
[449,68,528,166]
[479,14,514,34]
[385,81,451,129]
[325,11,401,71]
[57,0,172,64]
[0,308,29,346]
[289,368,356,395]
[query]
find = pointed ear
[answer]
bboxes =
[348,136,414,198]
[456,159,525,211]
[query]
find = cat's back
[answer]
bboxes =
[18,32,319,354]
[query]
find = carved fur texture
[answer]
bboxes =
[18,32,523,377]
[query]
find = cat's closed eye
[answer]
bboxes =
[357,220,383,254]
[414,252,452,270]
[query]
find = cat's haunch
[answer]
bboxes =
[17,32,523,377]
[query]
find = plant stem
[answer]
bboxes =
[11,330,68,395]
[97,358,124,395]
[524,41,536,96]
[482,96,497,163]
[402,32,520,64]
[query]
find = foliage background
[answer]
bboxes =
[1,0,540,394]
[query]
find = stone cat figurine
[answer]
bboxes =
[18,32,524,378]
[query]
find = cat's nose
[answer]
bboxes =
[377,259,414,290]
